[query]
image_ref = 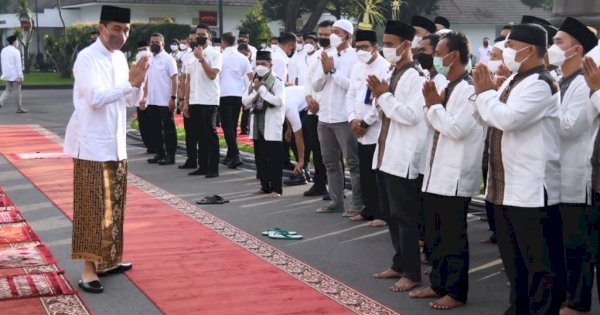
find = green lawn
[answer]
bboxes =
[131,119,254,154]
[0,72,73,86]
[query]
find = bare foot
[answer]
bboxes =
[368,219,387,227]
[423,266,432,275]
[420,252,429,264]
[429,295,464,310]
[560,307,587,315]
[350,214,365,221]
[267,192,281,198]
[409,287,440,298]
[390,277,420,292]
[373,268,402,279]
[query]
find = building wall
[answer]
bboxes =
[451,24,498,60]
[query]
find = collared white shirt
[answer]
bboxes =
[422,77,484,197]
[185,45,222,105]
[312,46,358,123]
[220,46,253,97]
[558,74,593,204]
[0,45,23,81]
[241,71,286,141]
[147,50,177,106]
[287,49,307,84]
[285,86,308,132]
[64,40,142,162]
[474,68,561,207]
[346,55,390,145]
[271,46,289,81]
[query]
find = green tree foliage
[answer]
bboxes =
[237,0,272,46]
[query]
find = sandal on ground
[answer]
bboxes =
[342,210,360,217]
[196,195,229,204]
[261,227,297,236]
[316,205,344,213]
[267,230,303,240]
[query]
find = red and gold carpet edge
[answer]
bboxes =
[0,124,401,315]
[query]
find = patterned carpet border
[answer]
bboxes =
[32,124,401,315]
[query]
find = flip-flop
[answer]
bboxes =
[196,195,229,204]
[261,227,297,236]
[268,230,303,240]
[316,206,344,213]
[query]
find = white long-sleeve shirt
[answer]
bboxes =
[312,46,357,123]
[241,73,286,141]
[0,45,23,81]
[346,55,390,145]
[558,73,594,204]
[474,66,561,207]
[64,40,142,162]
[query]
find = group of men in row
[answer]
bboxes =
[125,11,600,313]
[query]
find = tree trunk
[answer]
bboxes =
[285,0,302,32]
[301,0,329,33]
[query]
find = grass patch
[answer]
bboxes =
[0,72,74,86]
[131,118,254,154]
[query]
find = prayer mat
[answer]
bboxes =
[0,263,60,278]
[0,192,13,207]
[0,244,56,269]
[0,272,75,301]
[0,294,92,315]
[0,224,40,244]
[0,210,24,224]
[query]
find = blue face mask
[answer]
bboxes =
[433,51,454,77]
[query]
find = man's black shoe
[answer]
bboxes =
[221,157,233,165]
[205,173,219,178]
[303,185,327,197]
[147,154,165,163]
[283,161,296,171]
[189,169,207,176]
[78,280,104,294]
[284,174,307,186]
[239,131,248,135]
[178,160,197,169]
[227,159,243,169]
[97,263,133,277]
[158,155,175,165]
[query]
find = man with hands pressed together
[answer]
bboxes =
[182,23,222,178]
[367,20,426,293]
[472,24,565,314]
[242,51,286,197]
[409,31,484,311]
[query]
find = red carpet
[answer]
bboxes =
[0,125,399,315]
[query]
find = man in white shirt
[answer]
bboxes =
[477,37,491,64]
[367,20,426,293]
[410,31,484,310]
[237,31,257,66]
[176,37,198,170]
[550,17,598,315]
[219,32,253,169]
[63,5,148,294]
[472,24,565,314]
[237,43,253,135]
[134,40,154,153]
[141,33,178,166]
[346,30,389,227]
[0,35,27,113]
[242,51,286,197]
[312,19,362,216]
[271,35,290,82]
[182,23,222,178]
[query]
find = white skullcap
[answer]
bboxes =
[493,40,505,52]
[333,19,354,35]
[435,29,452,35]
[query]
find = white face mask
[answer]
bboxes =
[296,43,304,51]
[547,44,576,67]
[383,43,405,64]
[330,33,344,48]
[411,36,422,49]
[179,43,187,51]
[256,65,270,77]
[357,50,373,64]
[170,44,178,51]
[503,46,531,73]
[487,59,503,74]
[304,43,315,54]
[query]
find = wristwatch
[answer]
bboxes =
[171,96,177,100]
[329,67,337,74]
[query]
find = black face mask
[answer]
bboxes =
[150,44,161,55]
[416,53,434,70]
[197,36,207,46]
[318,38,330,48]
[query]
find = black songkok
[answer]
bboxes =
[100,5,131,23]
[385,20,416,41]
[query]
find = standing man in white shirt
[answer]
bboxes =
[242,51,286,197]
[312,19,362,216]
[346,30,389,227]
[63,5,149,294]
[219,32,253,169]
[477,37,491,65]
[142,33,178,166]
[237,31,257,66]
[409,31,484,310]
[0,35,27,113]
[550,17,598,315]
[182,23,222,178]
[472,24,565,314]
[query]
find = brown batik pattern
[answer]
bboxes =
[71,159,127,273]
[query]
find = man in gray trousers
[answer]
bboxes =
[311,19,363,216]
